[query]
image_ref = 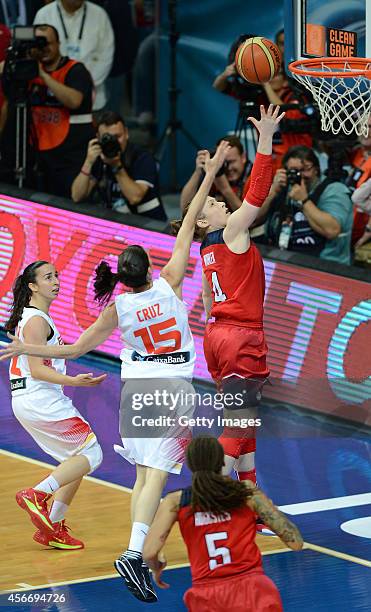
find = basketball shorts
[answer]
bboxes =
[114,378,196,474]
[204,321,269,383]
[184,571,283,612]
[12,388,97,463]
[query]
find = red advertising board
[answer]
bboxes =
[0,195,370,423]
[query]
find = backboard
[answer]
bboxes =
[285,0,369,69]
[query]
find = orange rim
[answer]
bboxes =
[289,57,371,79]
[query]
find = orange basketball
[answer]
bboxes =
[235,36,282,84]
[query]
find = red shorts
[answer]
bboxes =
[184,571,283,612]
[204,321,269,383]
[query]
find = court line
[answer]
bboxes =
[0,448,132,494]
[280,492,371,515]
[304,542,371,568]
[2,550,293,594]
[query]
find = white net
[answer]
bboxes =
[289,60,371,137]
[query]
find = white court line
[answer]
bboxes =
[0,448,132,494]
[279,492,371,515]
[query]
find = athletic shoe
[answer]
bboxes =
[141,562,158,602]
[114,553,157,603]
[33,521,84,550]
[16,488,54,536]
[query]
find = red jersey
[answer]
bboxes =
[201,230,265,325]
[178,488,261,584]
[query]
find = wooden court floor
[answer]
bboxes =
[1,450,289,592]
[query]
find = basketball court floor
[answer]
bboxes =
[0,353,370,611]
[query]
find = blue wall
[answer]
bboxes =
[157,0,284,188]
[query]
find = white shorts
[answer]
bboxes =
[114,378,196,474]
[12,388,97,463]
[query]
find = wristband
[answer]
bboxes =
[80,167,91,177]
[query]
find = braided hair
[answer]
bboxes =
[5,261,49,331]
[187,436,253,513]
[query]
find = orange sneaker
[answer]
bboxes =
[16,488,54,535]
[33,520,84,550]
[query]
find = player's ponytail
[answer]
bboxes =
[187,437,253,512]
[170,203,207,241]
[5,261,49,331]
[94,245,150,306]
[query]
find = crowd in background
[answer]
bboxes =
[0,1,370,266]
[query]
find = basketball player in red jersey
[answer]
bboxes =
[143,436,303,611]
[173,105,285,487]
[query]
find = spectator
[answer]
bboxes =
[275,28,284,57]
[349,115,371,244]
[0,1,47,27]
[259,145,353,264]
[26,24,94,197]
[212,33,259,101]
[180,134,251,212]
[72,110,167,221]
[351,179,371,248]
[33,0,114,110]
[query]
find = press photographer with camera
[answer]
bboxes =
[180,134,252,212]
[71,111,167,221]
[258,145,353,264]
[1,24,94,195]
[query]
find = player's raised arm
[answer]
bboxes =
[161,141,231,295]
[223,105,285,244]
[0,303,118,361]
[246,485,303,551]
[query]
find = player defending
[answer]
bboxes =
[0,141,231,602]
[4,261,105,550]
[173,105,284,488]
[143,436,303,610]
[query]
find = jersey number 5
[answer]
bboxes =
[211,272,226,303]
[134,317,181,354]
[205,532,231,570]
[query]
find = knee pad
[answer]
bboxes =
[221,375,267,411]
[80,440,103,473]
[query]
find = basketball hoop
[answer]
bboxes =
[289,57,371,137]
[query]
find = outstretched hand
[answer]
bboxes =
[73,373,107,387]
[204,140,231,176]
[248,104,285,136]
[0,333,23,360]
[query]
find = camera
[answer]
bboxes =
[345,166,364,188]
[99,133,121,159]
[4,27,47,82]
[286,169,302,185]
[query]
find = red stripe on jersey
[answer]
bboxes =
[201,231,265,325]
[178,501,261,583]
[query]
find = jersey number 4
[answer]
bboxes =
[205,532,231,570]
[211,272,226,303]
[134,317,181,354]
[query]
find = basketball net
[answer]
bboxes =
[289,58,371,137]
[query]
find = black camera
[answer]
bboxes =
[4,27,48,82]
[287,169,302,185]
[99,133,121,159]
[345,166,364,188]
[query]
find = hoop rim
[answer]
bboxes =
[289,57,371,79]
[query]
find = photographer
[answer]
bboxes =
[1,24,94,195]
[72,110,167,221]
[260,145,353,264]
[180,134,251,212]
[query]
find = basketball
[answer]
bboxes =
[235,36,282,84]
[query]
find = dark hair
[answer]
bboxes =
[94,245,150,306]
[96,110,126,129]
[5,261,49,331]
[275,28,284,44]
[282,145,320,173]
[187,437,253,512]
[216,134,244,155]
[171,202,207,241]
[34,23,60,43]
[227,33,255,64]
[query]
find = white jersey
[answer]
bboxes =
[10,307,66,396]
[115,277,195,379]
